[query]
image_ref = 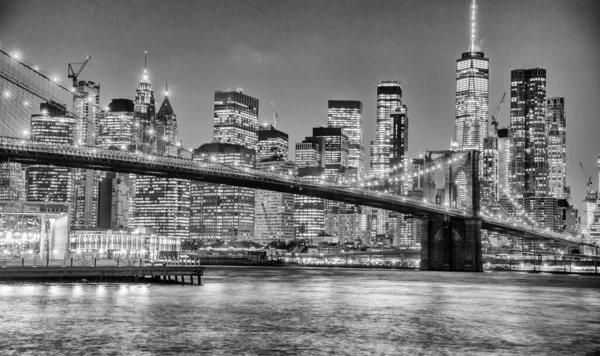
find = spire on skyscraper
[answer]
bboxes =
[469,0,477,52]
[141,51,150,84]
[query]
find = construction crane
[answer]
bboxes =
[68,56,92,88]
[580,162,593,189]
[270,102,278,129]
[490,92,506,137]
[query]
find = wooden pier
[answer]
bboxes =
[0,265,204,284]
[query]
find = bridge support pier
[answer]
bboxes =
[420,216,483,272]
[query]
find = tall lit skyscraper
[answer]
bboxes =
[547,97,567,199]
[72,80,100,228]
[257,125,288,161]
[132,84,190,240]
[27,102,76,203]
[156,82,180,157]
[213,90,259,150]
[371,81,403,178]
[190,143,255,242]
[133,52,156,153]
[509,68,548,197]
[454,0,489,151]
[328,100,364,178]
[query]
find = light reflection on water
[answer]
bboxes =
[1,267,599,355]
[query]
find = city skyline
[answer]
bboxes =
[1,0,599,214]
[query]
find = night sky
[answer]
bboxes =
[1,0,599,212]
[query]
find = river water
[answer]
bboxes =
[1,267,599,355]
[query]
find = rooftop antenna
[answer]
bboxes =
[271,102,278,128]
[470,0,477,52]
[165,79,168,96]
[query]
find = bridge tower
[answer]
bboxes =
[420,150,483,271]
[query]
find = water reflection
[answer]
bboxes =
[0,268,599,355]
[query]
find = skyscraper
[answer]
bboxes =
[327,100,364,178]
[311,127,349,179]
[371,81,403,178]
[97,99,135,150]
[133,52,156,153]
[213,90,259,150]
[71,80,100,228]
[390,105,409,192]
[156,83,180,157]
[454,0,489,151]
[509,68,548,197]
[257,125,288,161]
[131,84,190,240]
[27,102,76,203]
[190,143,255,242]
[547,97,567,199]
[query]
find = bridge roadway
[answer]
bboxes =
[0,137,590,248]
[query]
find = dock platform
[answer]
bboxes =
[0,265,204,284]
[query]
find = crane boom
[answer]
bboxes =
[490,92,506,137]
[68,56,92,88]
[580,162,593,188]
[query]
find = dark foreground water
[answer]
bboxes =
[1,268,600,355]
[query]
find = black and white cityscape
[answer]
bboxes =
[1,0,599,354]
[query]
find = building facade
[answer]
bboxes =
[213,90,259,150]
[190,143,255,242]
[547,97,567,199]
[327,100,364,178]
[509,68,548,197]
[27,102,76,203]
[254,159,295,243]
[257,125,288,161]
[371,81,403,178]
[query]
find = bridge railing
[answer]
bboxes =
[0,137,473,218]
[483,214,584,244]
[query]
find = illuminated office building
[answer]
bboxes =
[131,86,190,239]
[371,81,403,178]
[311,127,349,179]
[0,163,26,201]
[454,0,489,151]
[257,125,288,161]
[390,105,409,193]
[327,100,364,178]
[295,140,323,169]
[133,52,156,153]
[213,90,259,150]
[97,99,135,150]
[254,159,296,243]
[509,68,548,197]
[72,80,100,228]
[156,83,180,157]
[26,101,76,203]
[294,166,326,240]
[190,143,255,242]
[547,97,567,199]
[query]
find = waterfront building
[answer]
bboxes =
[324,212,368,243]
[254,159,296,243]
[524,196,559,232]
[71,80,100,229]
[390,105,409,193]
[70,229,180,260]
[27,101,76,203]
[257,125,288,161]
[371,81,403,178]
[327,100,364,178]
[190,143,255,242]
[213,89,259,150]
[131,87,190,240]
[294,166,326,240]
[0,163,26,200]
[583,191,598,237]
[509,68,548,197]
[547,97,567,199]
[557,199,579,234]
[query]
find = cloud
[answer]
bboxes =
[231,44,279,66]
